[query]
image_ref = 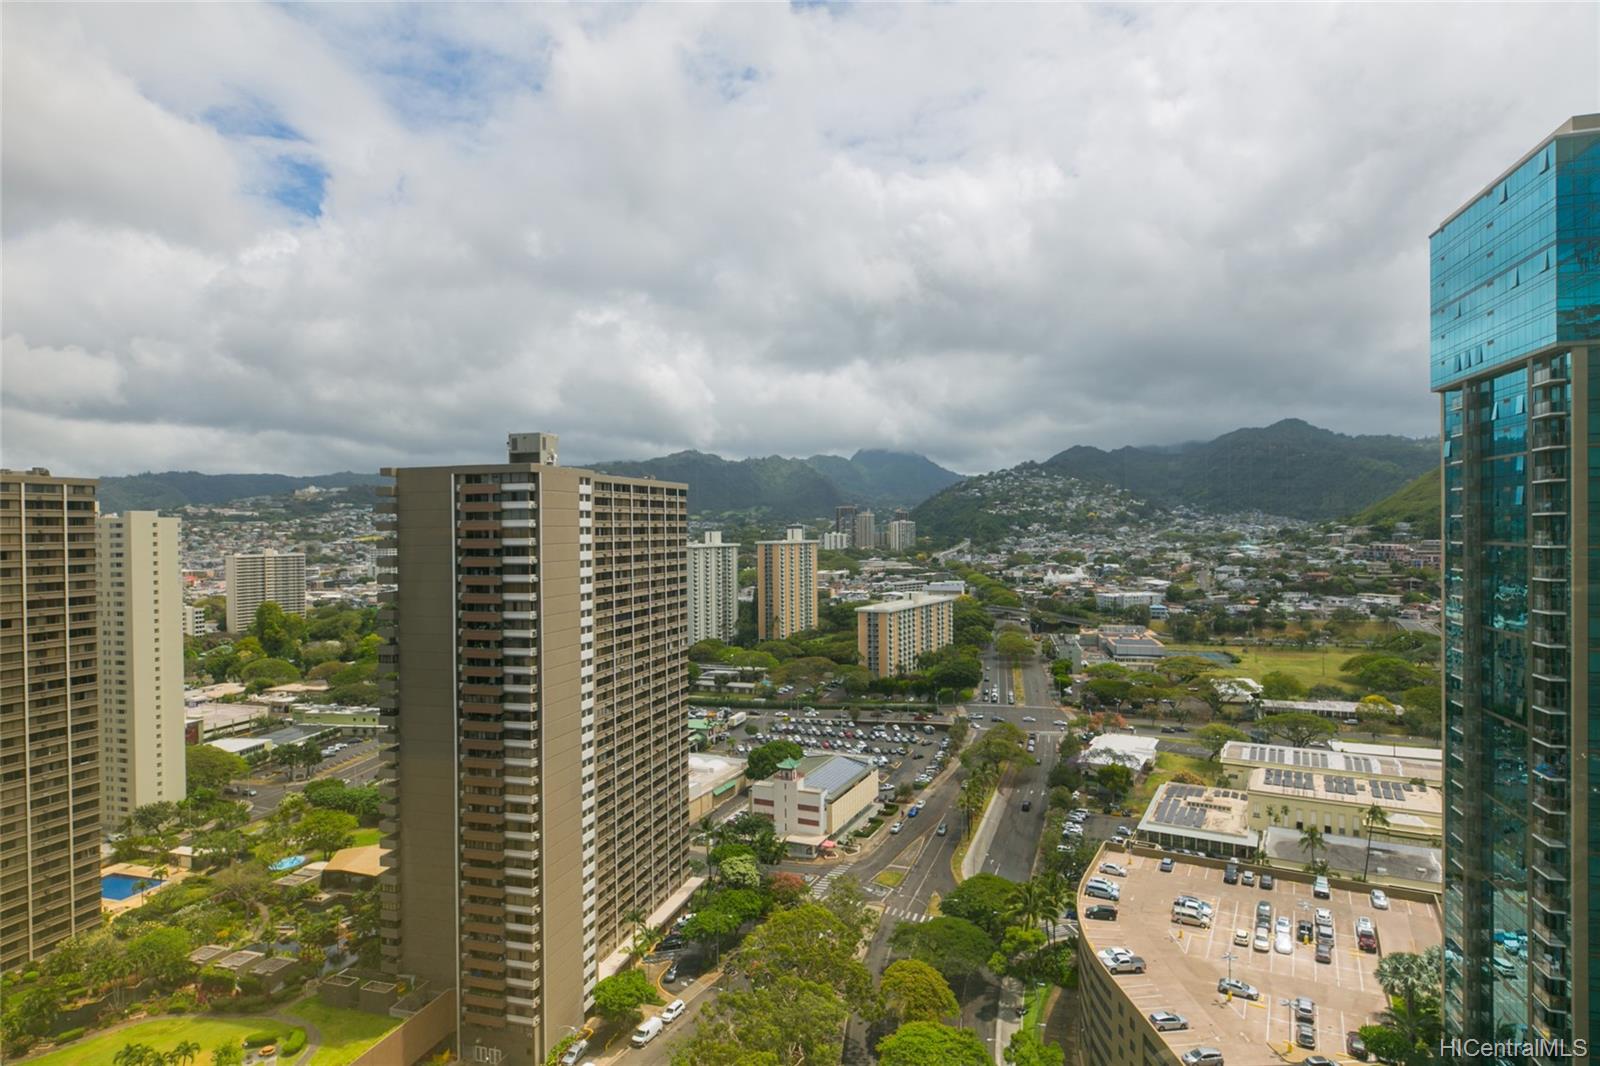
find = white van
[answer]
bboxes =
[631,1016,665,1047]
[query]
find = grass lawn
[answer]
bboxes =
[25,1014,298,1066]
[1130,752,1224,812]
[874,869,906,888]
[348,827,382,847]
[286,995,401,1066]
[1163,644,1357,693]
[1021,982,1052,1033]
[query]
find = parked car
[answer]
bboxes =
[1296,1023,1316,1049]
[1222,862,1239,885]
[1260,874,1274,890]
[1240,870,1255,887]
[1216,978,1259,1000]
[1181,1049,1224,1066]
[661,998,686,1023]
[1256,901,1273,924]
[1313,875,1331,899]
[1253,928,1270,952]
[1233,928,1250,947]
[559,1039,589,1066]
[1346,1030,1370,1060]
[1370,888,1390,909]
[1315,940,1332,964]
[631,1016,665,1047]
[1099,862,1128,877]
[1147,1011,1188,1032]
[1084,904,1118,921]
[890,821,904,834]
[1096,948,1145,974]
[658,935,686,951]
[1293,997,1316,1023]
[1160,857,1174,872]
[1297,920,1315,944]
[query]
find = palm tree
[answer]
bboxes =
[1376,950,1440,1032]
[169,1040,203,1066]
[1037,876,1073,944]
[1297,825,1326,870]
[114,1044,159,1066]
[1008,880,1050,935]
[1362,802,1391,880]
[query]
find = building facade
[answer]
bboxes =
[687,531,739,645]
[856,593,955,677]
[755,526,817,640]
[820,530,851,551]
[1432,115,1600,1057]
[224,550,307,632]
[377,433,690,1066]
[749,755,876,855]
[885,519,916,553]
[180,604,208,637]
[97,512,186,827]
[834,504,857,534]
[0,470,102,970]
[851,510,877,551]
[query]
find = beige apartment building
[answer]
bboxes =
[885,519,916,553]
[224,549,306,632]
[755,526,817,640]
[856,592,955,677]
[851,509,877,550]
[97,512,186,827]
[377,433,690,1066]
[0,470,103,971]
[688,530,739,644]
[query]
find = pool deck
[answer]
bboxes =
[102,861,189,915]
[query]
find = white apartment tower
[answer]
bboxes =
[224,550,306,632]
[886,519,917,552]
[97,512,186,825]
[688,531,740,644]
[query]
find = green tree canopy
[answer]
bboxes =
[890,916,996,985]
[240,657,302,688]
[592,969,662,1026]
[671,975,843,1066]
[186,745,248,793]
[294,808,358,859]
[938,873,1018,940]
[719,851,762,890]
[745,740,805,781]
[1258,711,1338,748]
[1259,670,1307,700]
[1194,723,1248,761]
[879,959,959,1024]
[732,902,875,1012]
[876,1022,989,1066]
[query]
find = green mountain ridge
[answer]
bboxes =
[913,419,1439,542]
[590,448,963,518]
[1350,466,1442,536]
[98,471,386,514]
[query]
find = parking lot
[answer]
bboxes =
[708,709,956,798]
[1079,849,1443,1063]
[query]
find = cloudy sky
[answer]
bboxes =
[3,4,1595,477]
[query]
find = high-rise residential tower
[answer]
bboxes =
[856,592,955,678]
[0,470,102,971]
[376,433,690,1066]
[688,531,740,644]
[1432,114,1600,1058]
[224,549,306,632]
[755,525,817,640]
[852,510,877,551]
[886,519,917,553]
[97,512,185,827]
[834,504,857,535]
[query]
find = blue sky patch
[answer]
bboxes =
[202,95,306,142]
[271,157,328,219]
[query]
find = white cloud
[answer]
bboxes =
[1,2,1595,477]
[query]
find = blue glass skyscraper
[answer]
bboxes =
[1433,114,1600,1061]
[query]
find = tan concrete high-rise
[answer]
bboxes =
[851,510,876,550]
[376,433,690,1066]
[0,470,102,971]
[224,550,306,633]
[755,526,817,640]
[97,512,185,827]
[856,592,955,677]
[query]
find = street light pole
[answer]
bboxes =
[1221,951,1238,984]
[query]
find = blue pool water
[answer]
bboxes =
[269,855,308,872]
[102,874,162,900]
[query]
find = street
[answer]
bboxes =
[238,737,384,817]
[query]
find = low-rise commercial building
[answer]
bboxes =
[1220,740,1442,789]
[750,755,876,856]
[1255,697,1401,722]
[856,592,955,677]
[1094,625,1166,661]
[1245,765,1441,843]
[689,752,745,822]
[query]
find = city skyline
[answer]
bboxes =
[4,4,1595,478]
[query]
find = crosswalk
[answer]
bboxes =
[811,863,856,897]
[882,905,932,923]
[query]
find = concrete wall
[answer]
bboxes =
[349,993,455,1066]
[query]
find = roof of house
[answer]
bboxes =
[323,845,387,878]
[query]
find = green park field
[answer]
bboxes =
[1163,644,1356,693]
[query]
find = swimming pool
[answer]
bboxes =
[102,874,163,900]
[269,855,308,872]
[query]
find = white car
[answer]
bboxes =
[1274,930,1293,954]
[1099,862,1128,877]
[890,821,904,834]
[1253,928,1270,952]
[660,998,686,1023]
[1022,716,1037,723]
[1371,888,1390,910]
[1275,915,1292,936]
[1233,928,1250,947]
